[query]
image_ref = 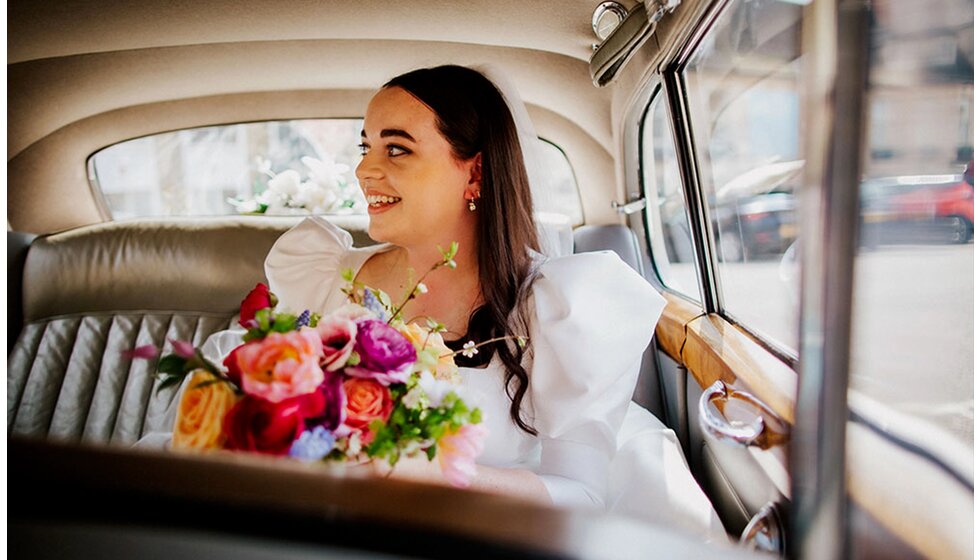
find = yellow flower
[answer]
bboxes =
[172,369,239,451]
[395,321,460,383]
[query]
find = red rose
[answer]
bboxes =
[222,343,247,385]
[223,391,325,455]
[239,283,274,328]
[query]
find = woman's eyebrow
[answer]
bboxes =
[360,129,417,142]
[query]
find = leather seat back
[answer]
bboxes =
[7,217,373,445]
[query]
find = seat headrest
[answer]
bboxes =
[22,217,333,321]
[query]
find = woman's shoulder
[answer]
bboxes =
[531,251,666,319]
[527,250,666,379]
[264,217,377,314]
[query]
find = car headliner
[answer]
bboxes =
[7,0,655,233]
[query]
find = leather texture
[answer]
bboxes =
[8,216,375,443]
[8,313,234,444]
[8,231,36,353]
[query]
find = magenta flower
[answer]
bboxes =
[316,315,358,371]
[169,338,197,359]
[121,344,159,360]
[305,369,347,431]
[346,319,417,386]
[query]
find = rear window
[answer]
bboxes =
[88,119,583,224]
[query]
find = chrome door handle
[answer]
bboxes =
[699,380,787,447]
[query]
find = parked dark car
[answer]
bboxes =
[713,190,798,261]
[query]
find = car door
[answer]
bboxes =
[604,0,973,556]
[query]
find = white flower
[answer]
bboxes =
[267,169,302,197]
[303,156,348,191]
[418,370,454,408]
[415,282,428,295]
[461,341,478,358]
[346,431,362,457]
[402,385,424,409]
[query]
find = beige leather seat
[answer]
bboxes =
[6,216,373,445]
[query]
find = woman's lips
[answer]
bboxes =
[366,194,401,214]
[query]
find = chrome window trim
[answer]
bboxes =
[789,0,872,557]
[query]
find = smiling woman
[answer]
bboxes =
[8,1,974,558]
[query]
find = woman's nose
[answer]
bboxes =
[355,152,382,183]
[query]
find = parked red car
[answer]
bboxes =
[861,162,974,244]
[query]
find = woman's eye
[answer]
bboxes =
[386,144,410,157]
[357,143,369,156]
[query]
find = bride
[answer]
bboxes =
[200,64,724,540]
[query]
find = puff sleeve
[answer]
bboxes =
[264,216,354,316]
[528,251,666,508]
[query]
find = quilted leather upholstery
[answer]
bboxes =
[7,216,374,444]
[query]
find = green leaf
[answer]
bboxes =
[155,374,183,394]
[308,312,321,328]
[426,445,437,460]
[272,312,297,333]
[347,351,360,367]
[341,268,355,283]
[157,355,187,376]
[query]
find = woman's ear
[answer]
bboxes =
[467,152,483,189]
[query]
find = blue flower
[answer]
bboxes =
[362,288,391,321]
[288,426,336,462]
[295,309,312,328]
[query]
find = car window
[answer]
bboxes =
[90,120,366,219]
[851,0,973,450]
[640,89,702,302]
[89,120,583,224]
[683,0,804,353]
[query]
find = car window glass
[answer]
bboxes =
[90,120,583,225]
[850,0,973,450]
[640,90,702,302]
[684,0,804,353]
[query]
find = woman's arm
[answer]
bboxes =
[372,455,553,505]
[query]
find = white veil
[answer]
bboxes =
[471,64,574,258]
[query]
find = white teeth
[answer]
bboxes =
[367,195,401,206]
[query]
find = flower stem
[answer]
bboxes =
[439,335,528,359]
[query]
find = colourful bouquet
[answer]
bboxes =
[132,244,491,487]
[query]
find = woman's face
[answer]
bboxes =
[356,86,479,249]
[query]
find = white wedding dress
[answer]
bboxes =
[212,216,725,542]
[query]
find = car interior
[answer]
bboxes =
[7,1,974,559]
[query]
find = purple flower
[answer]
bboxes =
[295,310,312,329]
[361,289,391,321]
[347,319,416,386]
[289,426,336,462]
[305,369,346,431]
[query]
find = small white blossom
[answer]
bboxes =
[346,431,362,457]
[418,370,454,408]
[402,385,424,409]
[416,282,428,295]
[461,341,478,358]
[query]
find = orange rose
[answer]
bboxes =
[172,369,240,451]
[342,378,393,442]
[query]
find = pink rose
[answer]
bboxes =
[316,315,357,371]
[236,328,324,402]
[438,424,488,488]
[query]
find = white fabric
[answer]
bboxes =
[262,217,726,542]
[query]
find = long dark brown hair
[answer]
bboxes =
[385,65,541,435]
